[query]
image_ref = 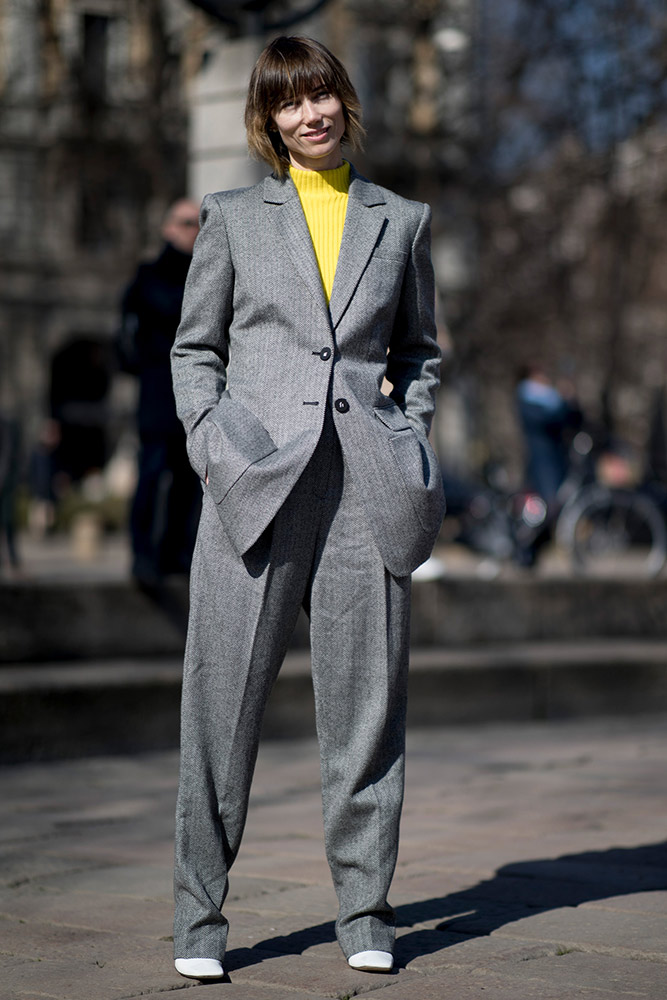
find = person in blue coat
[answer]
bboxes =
[516,363,582,505]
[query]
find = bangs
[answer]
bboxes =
[252,40,344,115]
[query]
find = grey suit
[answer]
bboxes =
[171,165,444,963]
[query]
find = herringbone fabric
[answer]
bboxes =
[171,164,445,578]
[173,416,410,961]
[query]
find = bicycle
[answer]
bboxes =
[554,433,667,578]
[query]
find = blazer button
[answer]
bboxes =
[319,347,332,361]
[334,398,350,413]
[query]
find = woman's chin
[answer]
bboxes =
[293,147,342,170]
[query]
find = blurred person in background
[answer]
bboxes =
[117,199,202,586]
[0,411,21,578]
[169,35,444,983]
[28,419,60,535]
[49,336,112,493]
[516,362,582,508]
[514,362,582,567]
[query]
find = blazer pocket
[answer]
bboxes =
[372,245,409,264]
[368,254,408,274]
[205,394,278,504]
[375,403,438,531]
[374,401,413,433]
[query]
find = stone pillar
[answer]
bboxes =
[187,34,265,199]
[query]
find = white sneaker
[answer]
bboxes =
[348,950,393,972]
[174,958,224,979]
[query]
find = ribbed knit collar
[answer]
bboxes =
[289,161,350,195]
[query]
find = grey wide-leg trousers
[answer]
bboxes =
[174,414,411,962]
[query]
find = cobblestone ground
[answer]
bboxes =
[2,717,667,999]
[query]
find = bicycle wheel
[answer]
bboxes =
[557,486,667,578]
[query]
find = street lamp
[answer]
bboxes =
[187,0,330,33]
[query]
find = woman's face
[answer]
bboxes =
[271,86,345,171]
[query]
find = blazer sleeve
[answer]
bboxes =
[170,194,234,480]
[385,202,441,438]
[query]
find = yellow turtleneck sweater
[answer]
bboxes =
[289,162,350,303]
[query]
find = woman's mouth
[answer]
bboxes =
[303,127,329,140]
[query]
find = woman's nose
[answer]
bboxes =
[302,100,321,123]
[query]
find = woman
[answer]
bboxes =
[171,35,444,981]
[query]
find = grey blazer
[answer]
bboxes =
[171,165,445,577]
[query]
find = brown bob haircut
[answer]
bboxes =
[245,36,365,178]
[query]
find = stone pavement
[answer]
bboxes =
[2,717,667,999]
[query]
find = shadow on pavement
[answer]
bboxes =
[225,841,667,971]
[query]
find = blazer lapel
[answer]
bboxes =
[328,167,387,331]
[263,167,388,328]
[263,174,328,314]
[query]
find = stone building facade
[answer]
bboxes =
[0,0,200,451]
